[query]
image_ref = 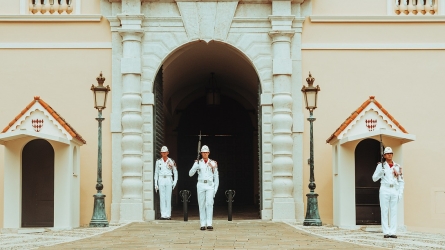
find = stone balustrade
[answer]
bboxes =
[29,0,74,15]
[394,0,438,15]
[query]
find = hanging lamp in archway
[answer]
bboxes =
[206,72,220,106]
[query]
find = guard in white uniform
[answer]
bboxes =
[372,147,404,238]
[189,145,219,231]
[154,146,178,220]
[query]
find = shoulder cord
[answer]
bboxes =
[207,159,217,173]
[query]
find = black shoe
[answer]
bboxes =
[390,235,397,238]
[200,227,206,231]
[384,234,390,238]
[207,226,213,231]
[167,217,171,220]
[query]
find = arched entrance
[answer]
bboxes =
[355,138,381,225]
[22,139,55,227]
[155,41,260,219]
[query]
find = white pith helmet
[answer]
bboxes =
[201,145,210,153]
[160,146,169,152]
[384,147,393,154]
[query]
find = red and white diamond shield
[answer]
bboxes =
[32,119,44,132]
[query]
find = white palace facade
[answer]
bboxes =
[0,0,444,234]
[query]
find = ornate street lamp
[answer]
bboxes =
[301,72,322,226]
[89,72,110,227]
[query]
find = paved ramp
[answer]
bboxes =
[39,220,379,249]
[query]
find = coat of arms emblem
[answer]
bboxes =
[32,119,44,132]
[365,119,377,132]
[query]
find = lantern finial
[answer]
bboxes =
[306,72,315,87]
[96,72,106,86]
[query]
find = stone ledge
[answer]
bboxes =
[0,14,102,22]
[310,15,445,23]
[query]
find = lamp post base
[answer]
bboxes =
[303,192,322,226]
[89,193,109,227]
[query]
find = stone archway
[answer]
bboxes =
[108,1,307,223]
[152,41,261,219]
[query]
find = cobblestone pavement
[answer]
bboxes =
[36,220,379,250]
[1,221,444,249]
[289,223,445,250]
[0,224,124,250]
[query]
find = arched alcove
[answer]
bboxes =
[22,139,55,227]
[355,138,381,225]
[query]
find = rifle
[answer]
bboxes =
[197,130,202,162]
[379,133,385,176]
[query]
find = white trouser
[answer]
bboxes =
[197,182,215,227]
[379,185,399,235]
[158,176,173,218]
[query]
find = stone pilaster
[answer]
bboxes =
[269,0,296,222]
[107,16,124,224]
[118,14,145,223]
[290,15,306,223]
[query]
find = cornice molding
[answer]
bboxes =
[0,43,112,49]
[0,15,102,22]
[310,15,445,23]
[232,17,304,28]
[106,16,121,27]
[117,14,145,21]
[302,43,445,50]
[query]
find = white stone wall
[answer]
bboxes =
[103,0,307,222]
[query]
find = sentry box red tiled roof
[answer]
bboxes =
[2,96,86,144]
[326,96,408,144]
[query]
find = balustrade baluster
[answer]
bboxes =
[395,0,401,15]
[67,0,73,14]
[418,0,426,14]
[409,0,417,14]
[30,0,41,14]
[58,0,67,14]
[49,0,56,14]
[41,0,50,14]
[425,0,436,14]
[29,0,75,15]
[394,0,439,15]
[402,0,409,14]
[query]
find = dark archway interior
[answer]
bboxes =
[161,41,261,219]
[176,96,255,207]
[355,138,381,225]
[22,139,54,227]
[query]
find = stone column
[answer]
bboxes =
[269,0,296,222]
[118,14,145,223]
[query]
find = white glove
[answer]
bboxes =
[398,193,403,202]
[380,167,386,177]
[155,185,159,192]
